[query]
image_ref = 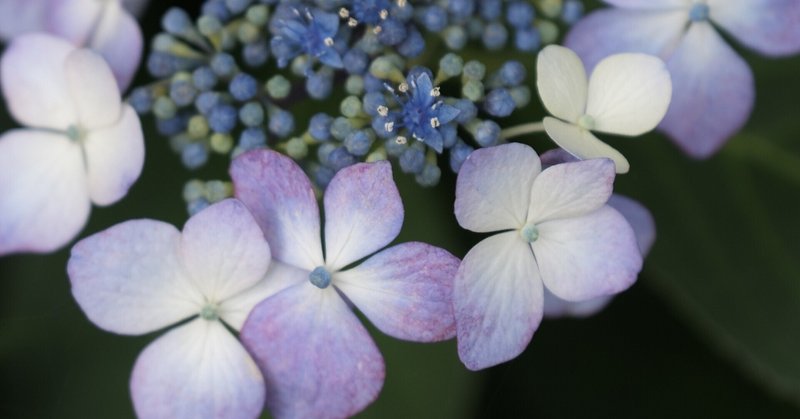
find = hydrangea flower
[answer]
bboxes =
[0,34,144,255]
[537,45,672,174]
[373,71,460,153]
[271,7,343,68]
[564,0,800,158]
[68,199,285,419]
[453,142,642,370]
[46,0,144,90]
[230,150,459,418]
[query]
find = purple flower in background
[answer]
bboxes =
[0,34,144,255]
[453,143,642,370]
[68,199,280,419]
[565,0,800,158]
[230,150,459,419]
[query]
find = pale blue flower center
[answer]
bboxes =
[66,124,87,142]
[520,223,540,243]
[200,303,219,321]
[309,266,332,289]
[577,114,595,130]
[689,3,710,22]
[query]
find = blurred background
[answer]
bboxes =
[2,1,800,417]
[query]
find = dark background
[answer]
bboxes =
[2,1,800,418]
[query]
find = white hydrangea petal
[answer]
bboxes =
[68,219,204,335]
[323,161,403,271]
[0,130,89,255]
[46,0,103,45]
[533,206,642,301]
[537,45,588,122]
[528,158,616,224]
[88,0,143,91]
[585,53,672,136]
[454,232,543,370]
[64,48,122,129]
[83,105,144,206]
[219,261,308,331]
[708,0,800,57]
[130,319,265,419]
[455,143,541,233]
[181,199,272,303]
[0,33,77,129]
[542,117,630,174]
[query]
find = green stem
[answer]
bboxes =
[500,121,545,140]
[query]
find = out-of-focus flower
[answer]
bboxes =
[68,199,279,418]
[453,143,642,370]
[0,34,144,255]
[231,150,459,419]
[565,0,800,158]
[537,45,672,174]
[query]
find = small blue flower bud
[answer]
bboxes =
[128,88,153,114]
[415,163,441,187]
[344,130,373,156]
[209,104,238,133]
[474,120,501,147]
[210,53,237,78]
[229,73,258,101]
[182,142,209,169]
[239,127,267,150]
[309,113,334,141]
[449,140,474,173]
[399,145,425,174]
[192,66,218,91]
[499,61,526,87]
[239,102,264,127]
[269,109,295,138]
[506,2,535,28]
[484,88,515,117]
[482,22,508,50]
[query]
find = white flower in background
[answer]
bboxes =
[0,34,144,255]
[537,45,672,174]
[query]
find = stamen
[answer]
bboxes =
[199,303,219,321]
[430,117,440,128]
[430,86,441,97]
[377,105,389,116]
[338,8,349,18]
[324,37,334,47]
[385,121,395,132]
[309,266,332,289]
[520,223,539,243]
[398,82,409,93]
[395,136,407,145]
[348,17,358,27]
[379,9,389,20]
[373,26,382,34]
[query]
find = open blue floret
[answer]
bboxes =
[271,7,343,68]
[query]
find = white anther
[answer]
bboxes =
[398,82,409,93]
[339,8,349,18]
[430,117,440,128]
[385,121,395,132]
[379,9,389,20]
[324,37,334,47]
[348,17,358,27]
[395,136,407,145]
[430,86,441,97]
[377,105,389,116]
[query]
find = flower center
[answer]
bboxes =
[66,124,88,143]
[309,266,332,289]
[577,114,595,130]
[688,2,710,22]
[520,223,540,243]
[199,302,219,321]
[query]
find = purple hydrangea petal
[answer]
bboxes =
[0,33,77,129]
[46,0,103,45]
[84,105,144,206]
[564,8,687,72]
[709,0,800,57]
[335,242,459,342]
[130,319,265,419]
[323,161,403,271]
[230,150,324,270]
[454,232,543,370]
[658,22,754,158]
[68,219,203,334]
[0,0,48,40]
[180,199,272,303]
[543,288,613,318]
[219,261,308,331]
[241,282,385,419]
[455,143,541,233]
[0,130,89,255]
[528,158,616,223]
[534,206,642,301]
[607,194,656,256]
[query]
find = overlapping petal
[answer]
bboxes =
[709,0,800,57]
[88,0,143,90]
[608,194,656,255]
[534,206,642,301]
[242,282,385,419]
[542,117,629,174]
[335,242,458,342]
[454,232,543,370]
[543,288,613,318]
[46,0,104,45]
[536,45,588,123]
[64,48,122,129]
[68,220,203,335]
[83,106,145,205]
[586,53,672,136]
[231,150,324,270]
[219,261,308,331]
[180,199,272,303]
[130,319,265,419]
[659,22,754,158]
[323,161,403,271]
[0,130,89,255]
[0,0,48,40]
[0,34,76,129]
[564,8,687,72]
[455,143,541,232]
[528,158,616,223]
